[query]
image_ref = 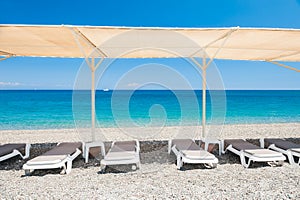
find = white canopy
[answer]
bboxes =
[1,24,300,62]
[1,24,299,140]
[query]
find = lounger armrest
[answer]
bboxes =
[82,142,86,157]
[239,151,248,168]
[168,140,172,154]
[134,139,140,153]
[23,143,31,159]
[171,145,183,157]
[68,148,82,161]
[221,140,226,154]
[64,149,81,175]
[171,145,182,156]
[14,143,31,159]
[259,138,265,148]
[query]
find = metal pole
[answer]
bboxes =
[202,57,207,138]
[267,61,300,73]
[0,55,13,61]
[91,58,96,141]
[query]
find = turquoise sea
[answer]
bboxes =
[0,90,299,130]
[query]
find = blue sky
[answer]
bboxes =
[0,0,300,90]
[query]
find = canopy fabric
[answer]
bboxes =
[1,24,300,61]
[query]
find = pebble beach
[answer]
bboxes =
[0,123,299,199]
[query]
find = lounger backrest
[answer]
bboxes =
[224,139,260,151]
[0,143,26,157]
[111,141,136,152]
[172,139,200,151]
[43,142,82,156]
[265,138,300,150]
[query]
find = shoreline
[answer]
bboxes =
[0,122,299,143]
[1,120,299,130]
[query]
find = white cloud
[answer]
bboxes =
[55,84,72,88]
[127,82,140,87]
[0,82,22,87]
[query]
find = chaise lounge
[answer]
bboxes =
[260,138,300,165]
[100,140,140,173]
[0,143,31,162]
[168,139,218,170]
[23,142,82,175]
[222,139,285,168]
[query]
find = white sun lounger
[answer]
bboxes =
[222,139,285,168]
[100,140,140,173]
[168,139,218,170]
[23,142,82,175]
[0,143,31,162]
[260,138,300,165]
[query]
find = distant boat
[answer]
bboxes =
[103,88,109,92]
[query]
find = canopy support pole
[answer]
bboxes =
[266,61,300,72]
[0,56,12,61]
[91,58,96,141]
[190,57,207,139]
[189,29,233,139]
[71,27,105,141]
[85,57,104,141]
[190,27,238,58]
[202,55,207,138]
[0,51,14,61]
[69,27,107,58]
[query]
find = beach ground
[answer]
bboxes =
[0,123,299,199]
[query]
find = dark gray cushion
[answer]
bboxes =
[0,143,26,157]
[265,138,300,150]
[224,139,261,151]
[172,139,201,151]
[110,141,136,152]
[43,142,82,156]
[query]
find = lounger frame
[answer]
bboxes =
[260,138,300,165]
[222,140,286,168]
[0,143,31,162]
[168,139,218,170]
[23,143,82,175]
[83,141,106,163]
[100,140,141,172]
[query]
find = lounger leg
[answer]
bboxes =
[100,164,106,173]
[176,155,183,170]
[168,140,172,154]
[275,160,284,166]
[25,169,32,176]
[84,147,89,163]
[132,165,137,171]
[204,142,209,152]
[267,160,284,167]
[240,152,251,168]
[65,160,72,174]
[22,144,31,159]
[287,150,296,165]
[259,138,264,148]
[101,145,106,157]
[204,163,217,169]
[17,144,31,160]
[60,165,67,175]
[221,140,225,154]
[136,162,141,169]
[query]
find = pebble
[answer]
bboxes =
[0,123,299,199]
